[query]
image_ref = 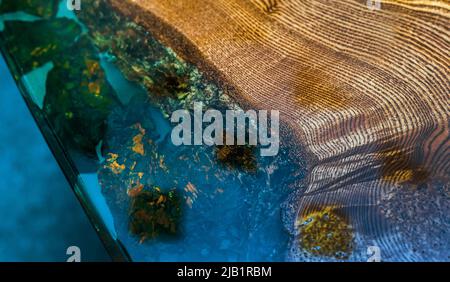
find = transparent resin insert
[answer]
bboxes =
[0,0,307,261]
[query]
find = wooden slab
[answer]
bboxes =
[111,0,449,260]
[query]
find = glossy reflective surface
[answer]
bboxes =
[0,0,307,261]
[0,0,448,262]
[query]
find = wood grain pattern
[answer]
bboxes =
[111,0,449,260]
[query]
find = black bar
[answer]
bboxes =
[0,263,447,280]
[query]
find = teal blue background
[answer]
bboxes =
[0,54,109,261]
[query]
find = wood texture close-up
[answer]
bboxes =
[110,0,449,260]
